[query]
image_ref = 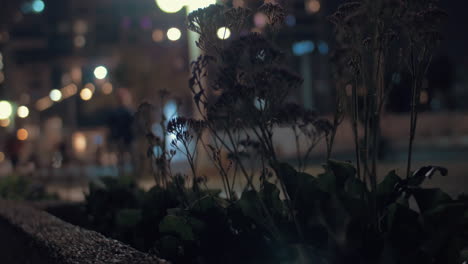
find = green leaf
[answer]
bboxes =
[190,195,220,214]
[317,171,336,192]
[159,215,195,241]
[327,160,356,183]
[274,162,320,199]
[377,170,402,207]
[378,171,401,197]
[407,166,448,187]
[238,190,264,224]
[411,188,452,214]
[345,177,368,199]
[260,181,284,216]
[386,203,420,233]
[159,235,183,257]
[115,208,142,228]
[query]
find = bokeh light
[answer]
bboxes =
[80,88,93,101]
[152,29,165,42]
[254,13,268,28]
[94,66,108,79]
[155,0,185,13]
[306,0,321,14]
[0,119,10,127]
[217,27,231,40]
[73,20,88,34]
[17,106,29,118]
[102,82,113,95]
[62,84,78,98]
[17,128,29,141]
[73,132,87,153]
[187,0,216,11]
[0,152,4,162]
[36,97,53,111]
[32,0,45,13]
[0,101,13,119]
[167,27,182,41]
[49,89,62,102]
[318,41,329,54]
[74,35,86,48]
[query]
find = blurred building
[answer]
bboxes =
[0,0,190,168]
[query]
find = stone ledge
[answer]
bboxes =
[0,200,168,264]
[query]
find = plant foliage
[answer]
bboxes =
[84,1,467,264]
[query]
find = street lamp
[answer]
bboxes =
[167,27,182,41]
[17,106,30,118]
[0,100,12,119]
[217,27,231,40]
[155,0,185,13]
[94,66,108,80]
[49,89,62,102]
[155,0,216,13]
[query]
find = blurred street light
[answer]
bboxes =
[217,27,231,40]
[152,29,165,42]
[156,0,216,13]
[94,66,108,80]
[32,0,45,13]
[49,89,62,102]
[17,106,29,118]
[0,119,10,127]
[0,101,13,119]
[73,132,87,153]
[17,128,29,141]
[305,0,321,14]
[187,0,217,11]
[80,88,93,101]
[167,27,182,41]
[102,82,113,95]
[155,0,185,13]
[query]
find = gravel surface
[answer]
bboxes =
[0,200,168,264]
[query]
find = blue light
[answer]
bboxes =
[318,41,329,55]
[285,15,296,27]
[292,41,315,56]
[32,0,45,13]
[152,146,163,158]
[164,100,178,119]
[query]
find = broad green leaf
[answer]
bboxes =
[115,208,142,228]
[378,170,401,197]
[345,177,368,199]
[159,215,195,241]
[377,170,402,207]
[159,235,183,257]
[238,190,264,224]
[327,160,356,183]
[408,166,448,187]
[411,188,452,213]
[260,181,284,216]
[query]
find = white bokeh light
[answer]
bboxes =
[167,27,182,41]
[80,88,93,101]
[17,106,29,118]
[187,0,216,11]
[155,0,185,13]
[49,89,62,102]
[0,101,12,119]
[94,66,108,80]
[217,27,231,40]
